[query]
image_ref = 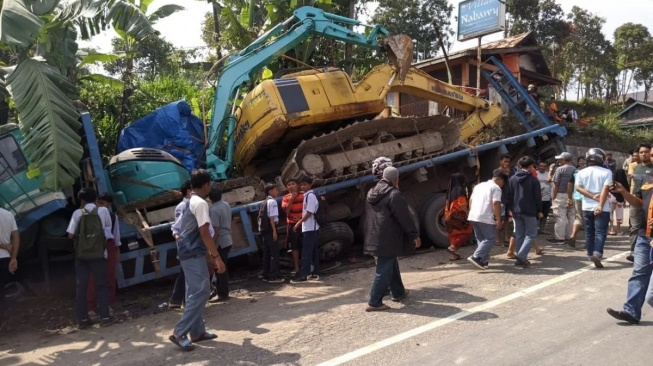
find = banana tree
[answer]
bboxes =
[0,0,183,191]
[0,0,109,191]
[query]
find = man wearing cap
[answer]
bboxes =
[364,167,420,311]
[550,152,576,244]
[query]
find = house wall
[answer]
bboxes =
[519,54,537,72]
[623,105,653,120]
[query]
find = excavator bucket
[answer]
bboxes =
[383,35,413,82]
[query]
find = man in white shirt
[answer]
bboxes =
[259,184,282,284]
[66,188,114,328]
[292,176,321,283]
[169,179,191,309]
[575,148,613,268]
[0,208,20,316]
[170,170,225,351]
[467,170,508,270]
[208,184,233,301]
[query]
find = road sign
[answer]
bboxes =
[457,0,506,41]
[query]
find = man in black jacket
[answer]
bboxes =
[508,156,543,267]
[364,167,421,312]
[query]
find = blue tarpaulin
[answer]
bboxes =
[117,100,205,171]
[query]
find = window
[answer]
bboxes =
[0,135,28,182]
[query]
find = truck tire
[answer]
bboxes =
[419,194,449,248]
[318,222,354,261]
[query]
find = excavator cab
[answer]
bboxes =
[0,124,69,253]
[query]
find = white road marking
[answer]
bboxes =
[315,251,629,366]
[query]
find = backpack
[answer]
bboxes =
[74,208,106,259]
[257,199,272,233]
[308,192,329,228]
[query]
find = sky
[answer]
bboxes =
[81,0,653,55]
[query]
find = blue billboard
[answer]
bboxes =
[457,0,506,41]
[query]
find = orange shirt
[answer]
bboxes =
[281,192,304,225]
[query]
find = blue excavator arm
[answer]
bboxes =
[205,6,412,181]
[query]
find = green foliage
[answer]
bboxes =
[7,58,83,189]
[104,36,174,79]
[0,0,44,48]
[372,0,453,61]
[79,73,214,160]
[506,0,570,47]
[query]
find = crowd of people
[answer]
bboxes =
[3,144,653,350]
[441,145,653,325]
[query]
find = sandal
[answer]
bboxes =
[446,247,461,261]
[192,332,218,342]
[608,231,616,236]
[536,249,545,255]
[169,335,195,351]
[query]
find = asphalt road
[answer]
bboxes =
[331,245,652,366]
[3,222,652,366]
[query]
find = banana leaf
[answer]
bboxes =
[147,4,185,23]
[7,58,83,191]
[0,0,44,48]
[107,0,158,41]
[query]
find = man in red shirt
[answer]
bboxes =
[281,179,304,275]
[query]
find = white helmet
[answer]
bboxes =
[372,157,393,177]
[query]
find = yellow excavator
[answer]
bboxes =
[233,63,502,186]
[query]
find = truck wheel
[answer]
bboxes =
[419,194,449,248]
[318,222,354,261]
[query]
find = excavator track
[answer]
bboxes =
[281,115,462,186]
[217,176,265,206]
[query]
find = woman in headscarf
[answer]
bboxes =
[444,173,473,261]
[609,168,630,235]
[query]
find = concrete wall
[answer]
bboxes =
[565,145,628,170]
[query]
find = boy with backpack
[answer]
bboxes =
[291,176,325,284]
[66,188,116,328]
[85,193,121,318]
[259,184,283,283]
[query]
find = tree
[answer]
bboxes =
[372,0,453,61]
[634,38,653,102]
[101,0,184,131]
[613,23,651,102]
[505,0,540,36]
[564,6,610,100]
[104,36,175,80]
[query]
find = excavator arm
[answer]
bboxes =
[354,65,503,143]
[206,6,413,180]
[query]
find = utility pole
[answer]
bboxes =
[344,0,356,75]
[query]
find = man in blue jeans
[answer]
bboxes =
[362,167,420,311]
[508,156,543,267]
[169,170,225,351]
[575,148,612,268]
[467,170,509,270]
[606,178,653,324]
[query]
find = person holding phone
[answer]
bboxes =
[606,175,653,324]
